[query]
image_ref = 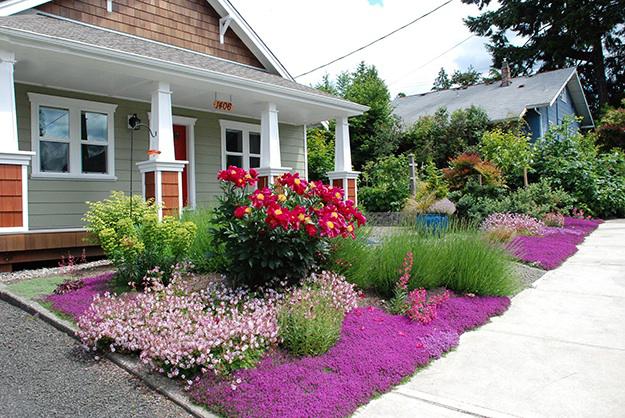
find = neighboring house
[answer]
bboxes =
[0,0,366,270]
[393,66,594,140]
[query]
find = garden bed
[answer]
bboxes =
[508,217,601,270]
[39,272,510,418]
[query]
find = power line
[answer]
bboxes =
[294,0,455,79]
[388,34,476,87]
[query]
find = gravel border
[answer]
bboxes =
[0,283,215,418]
[0,259,112,283]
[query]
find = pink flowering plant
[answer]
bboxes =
[543,212,565,227]
[386,252,451,324]
[213,167,366,287]
[77,266,281,379]
[480,212,546,242]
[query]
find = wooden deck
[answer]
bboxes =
[0,229,103,272]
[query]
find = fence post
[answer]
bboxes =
[408,154,417,197]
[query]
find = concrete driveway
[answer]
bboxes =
[357,220,625,418]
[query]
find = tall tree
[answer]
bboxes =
[461,0,625,111]
[342,63,398,169]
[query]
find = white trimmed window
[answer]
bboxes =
[219,120,261,170]
[28,93,117,180]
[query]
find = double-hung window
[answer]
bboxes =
[220,120,261,170]
[28,93,117,180]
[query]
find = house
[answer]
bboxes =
[392,65,594,140]
[0,0,366,271]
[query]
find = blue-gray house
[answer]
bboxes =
[393,67,594,140]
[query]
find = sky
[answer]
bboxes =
[229,0,497,97]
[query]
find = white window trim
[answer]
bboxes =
[219,119,261,170]
[28,93,118,180]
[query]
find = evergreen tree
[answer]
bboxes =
[432,67,452,90]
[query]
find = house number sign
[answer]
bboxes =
[213,100,234,112]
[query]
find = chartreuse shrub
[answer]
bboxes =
[84,191,197,288]
[278,271,358,357]
[213,167,366,287]
[331,230,518,298]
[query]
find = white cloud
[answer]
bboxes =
[230,0,497,96]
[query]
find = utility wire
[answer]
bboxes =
[387,34,476,87]
[294,0,455,79]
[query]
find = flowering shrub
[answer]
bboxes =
[278,271,358,356]
[386,251,413,315]
[543,212,565,227]
[480,212,546,242]
[84,191,197,288]
[189,297,511,418]
[77,267,280,379]
[214,167,366,287]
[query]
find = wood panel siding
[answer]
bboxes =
[144,171,155,201]
[37,0,265,68]
[0,165,23,228]
[161,171,179,217]
[0,230,103,272]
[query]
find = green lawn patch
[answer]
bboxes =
[6,276,71,299]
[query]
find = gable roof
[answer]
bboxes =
[0,0,292,79]
[393,67,594,128]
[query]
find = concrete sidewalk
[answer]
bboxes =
[357,220,625,418]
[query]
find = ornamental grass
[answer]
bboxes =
[189,295,510,418]
[331,230,518,298]
[509,217,601,270]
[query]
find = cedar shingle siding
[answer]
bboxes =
[37,0,264,68]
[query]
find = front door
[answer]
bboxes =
[173,124,188,207]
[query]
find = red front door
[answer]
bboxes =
[173,124,188,207]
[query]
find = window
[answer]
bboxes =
[28,93,117,179]
[220,120,262,170]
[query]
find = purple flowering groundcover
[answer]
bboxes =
[45,273,114,320]
[509,217,602,270]
[189,296,510,418]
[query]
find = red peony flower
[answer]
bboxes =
[217,166,257,188]
[234,206,251,219]
[249,187,276,208]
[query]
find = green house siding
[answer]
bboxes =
[14,84,306,230]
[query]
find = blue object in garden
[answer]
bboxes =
[416,214,449,236]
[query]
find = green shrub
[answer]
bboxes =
[181,208,226,273]
[331,230,518,298]
[278,292,344,357]
[84,192,197,288]
[452,179,574,223]
[360,154,410,212]
[480,128,533,187]
[532,119,625,218]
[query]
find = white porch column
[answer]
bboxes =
[137,81,187,219]
[257,102,290,187]
[0,50,18,152]
[328,116,360,204]
[149,82,175,161]
[0,50,34,233]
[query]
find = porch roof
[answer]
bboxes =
[0,13,368,124]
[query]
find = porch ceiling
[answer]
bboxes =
[1,18,366,125]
